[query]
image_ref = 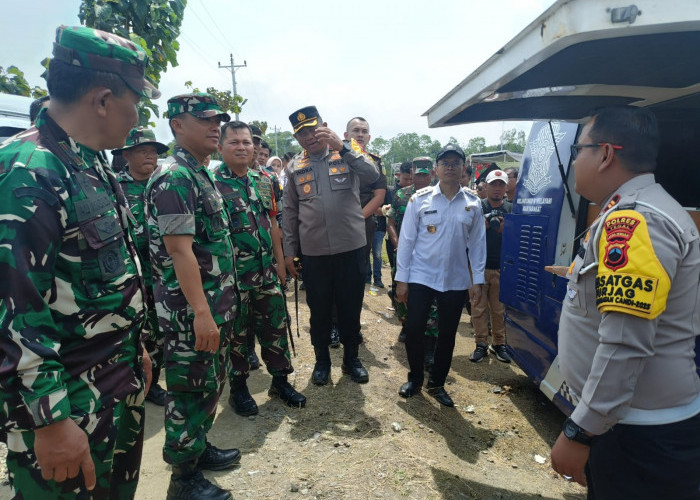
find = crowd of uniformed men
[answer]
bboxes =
[1,24,698,500]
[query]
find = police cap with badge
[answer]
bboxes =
[289,106,322,134]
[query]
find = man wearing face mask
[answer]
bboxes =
[283,106,379,386]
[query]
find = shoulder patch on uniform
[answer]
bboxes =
[595,209,671,319]
[415,186,432,197]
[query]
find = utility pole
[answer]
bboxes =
[218,53,247,120]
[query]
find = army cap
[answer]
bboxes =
[112,127,168,155]
[289,106,321,134]
[436,143,466,163]
[167,92,231,121]
[52,25,160,99]
[412,156,433,174]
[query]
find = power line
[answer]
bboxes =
[186,1,232,56]
[196,0,240,58]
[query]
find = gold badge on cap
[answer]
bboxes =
[427,225,437,233]
[297,112,306,121]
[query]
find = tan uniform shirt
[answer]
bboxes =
[283,143,379,256]
[559,174,700,435]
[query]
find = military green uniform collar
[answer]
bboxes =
[35,107,101,171]
[173,145,206,171]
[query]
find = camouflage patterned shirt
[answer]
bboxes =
[214,163,277,291]
[146,146,237,332]
[117,169,152,288]
[0,109,145,434]
[388,184,416,235]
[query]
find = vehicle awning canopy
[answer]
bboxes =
[425,0,700,126]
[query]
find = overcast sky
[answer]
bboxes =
[1,0,555,149]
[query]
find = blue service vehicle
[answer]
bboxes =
[426,0,700,415]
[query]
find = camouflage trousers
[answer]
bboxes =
[143,295,164,383]
[6,389,145,500]
[228,282,293,379]
[392,265,438,337]
[163,320,232,465]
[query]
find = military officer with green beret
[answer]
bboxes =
[146,92,239,500]
[114,127,169,406]
[214,120,306,416]
[0,25,156,499]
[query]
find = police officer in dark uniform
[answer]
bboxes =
[283,106,380,385]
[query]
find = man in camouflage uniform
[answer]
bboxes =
[114,127,169,406]
[214,121,306,416]
[146,93,239,500]
[387,158,439,367]
[0,25,155,499]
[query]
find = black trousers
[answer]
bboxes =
[404,283,467,386]
[302,247,366,349]
[585,412,700,500]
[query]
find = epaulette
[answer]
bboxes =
[462,187,478,198]
[415,186,432,197]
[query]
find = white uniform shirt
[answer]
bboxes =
[396,183,486,292]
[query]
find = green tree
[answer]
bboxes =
[499,128,527,153]
[182,81,245,118]
[464,136,486,156]
[367,133,441,167]
[79,0,187,125]
[263,130,299,157]
[249,120,268,135]
[0,66,47,98]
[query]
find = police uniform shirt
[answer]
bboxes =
[559,174,700,435]
[282,143,379,256]
[395,183,486,292]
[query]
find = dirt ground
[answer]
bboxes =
[0,264,586,500]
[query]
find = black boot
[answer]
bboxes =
[423,335,437,372]
[198,440,241,471]
[228,376,258,416]
[269,375,307,408]
[341,344,369,383]
[247,334,260,370]
[167,461,232,500]
[312,345,331,385]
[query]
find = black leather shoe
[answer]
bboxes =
[197,441,241,471]
[397,329,406,343]
[168,462,232,500]
[399,380,422,398]
[426,386,454,407]
[341,358,369,383]
[312,362,331,385]
[145,383,167,406]
[269,376,306,408]
[228,387,259,416]
[248,351,261,370]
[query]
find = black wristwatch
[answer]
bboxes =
[562,418,593,446]
[339,143,351,156]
